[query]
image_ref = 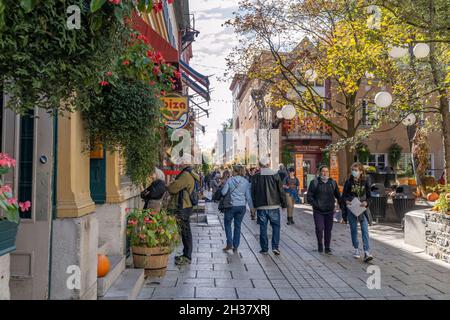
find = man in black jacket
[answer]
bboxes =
[251,159,287,256]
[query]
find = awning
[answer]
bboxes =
[179,60,210,88]
[179,61,210,102]
[131,11,179,63]
[182,73,210,102]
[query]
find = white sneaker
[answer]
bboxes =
[353,248,361,259]
[364,251,374,262]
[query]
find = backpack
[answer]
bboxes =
[176,168,199,209]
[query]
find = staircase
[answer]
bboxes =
[97,241,145,300]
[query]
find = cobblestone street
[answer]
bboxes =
[137,203,450,300]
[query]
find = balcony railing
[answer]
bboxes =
[282,116,332,139]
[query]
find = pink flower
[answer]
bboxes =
[144,217,153,224]
[108,0,121,5]
[125,208,130,214]
[149,81,156,86]
[7,198,17,205]
[0,153,16,168]
[99,81,109,86]
[139,233,146,239]
[122,60,130,66]
[161,90,166,96]
[105,71,113,77]
[19,201,31,212]
[0,185,12,194]
[152,66,160,76]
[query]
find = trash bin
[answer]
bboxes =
[393,185,416,221]
[369,183,387,222]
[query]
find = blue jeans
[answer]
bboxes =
[224,206,246,248]
[257,209,281,252]
[348,212,370,252]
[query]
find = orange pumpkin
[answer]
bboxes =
[97,254,110,278]
[426,192,439,202]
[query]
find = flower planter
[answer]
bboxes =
[0,220,19,257]
[132,246,170,277]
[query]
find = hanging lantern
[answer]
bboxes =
[281,105,296,120]
[413,43,430,59]
[402,113,417,126]
[374,91,392,108]
[304,69,317,82]
[388,46,408,59]
[276,110,283,119]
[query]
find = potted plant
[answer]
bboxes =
[126,208,180,277]
[0,153,30,256]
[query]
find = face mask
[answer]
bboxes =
[351,170,360,178]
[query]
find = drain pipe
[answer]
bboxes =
[47,112,58,299]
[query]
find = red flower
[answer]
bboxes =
[19,201,31,212]
[153,1,163,13]
[99,81,109,86]
[125,208,130,214]
[154,51,165,64]
[173,70,181,79]
[139,233,146,240]
[108,0,121,4]
[168,0,174,4]
[149,81,156,86]
[7,198,17,205]
[152,66,160,76]
[138,34,150,44]
[0,153,16,168]
[105,71,113,77]
[0,185,12,194]
[146,50,155,59]
[161,90,166,96]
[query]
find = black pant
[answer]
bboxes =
[175,207,193,260]
[313,211,334,250]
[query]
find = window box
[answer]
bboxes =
[0,219,19,257]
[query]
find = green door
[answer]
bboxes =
[90,154,106,204]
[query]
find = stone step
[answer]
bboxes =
[98,241,110,255]
[101,268,145,300]
[97,255,125,297]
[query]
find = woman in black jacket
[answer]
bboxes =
[307,165,340,254]
[342,162,373,262]
[141,168,166,211]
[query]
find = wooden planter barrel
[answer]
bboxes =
[0,220,19,257]
[132,246,170,277]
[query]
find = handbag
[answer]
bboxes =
[218,179,241,212]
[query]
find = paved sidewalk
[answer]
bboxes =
[137,203,450,300]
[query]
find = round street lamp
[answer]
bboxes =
[388,46,408,59]
[402,113,417,126]
[374,91,393,108]
[276,110,284,119]
[281,104,297,120]
[413,43,430,59]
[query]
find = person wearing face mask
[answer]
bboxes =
[307,165,341,254]
[342,162,373,262]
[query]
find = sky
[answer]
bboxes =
[188,0,239,151]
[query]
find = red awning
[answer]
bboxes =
[131,11,179,63]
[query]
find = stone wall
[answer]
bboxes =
[425,210,450,264]
[0,254,10,300]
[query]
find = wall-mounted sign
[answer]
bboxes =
[166,112,189,129]
[330,152,339,184]
[161,95,188,121]
[295,153,304,190]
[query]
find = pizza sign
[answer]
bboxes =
[161,95,188,121]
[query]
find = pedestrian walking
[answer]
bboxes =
[307,165,340,254]
[221,166,253,253]
[247,167,257,220]
[211,173,222,197]
[342,162,374,262]
[141,167,166,212]
[251,159,286,255]
[283,167,300,225]
[278,164,288,182]
[167,164,200,266]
